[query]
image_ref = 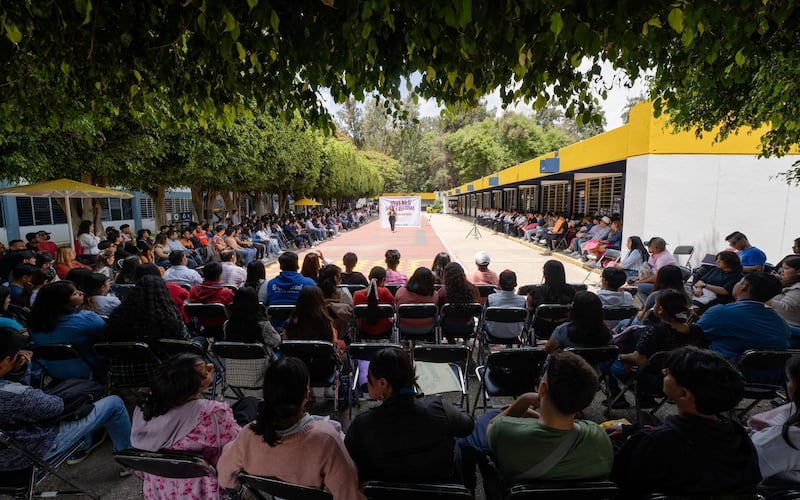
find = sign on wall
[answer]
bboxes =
[379,196,421,228]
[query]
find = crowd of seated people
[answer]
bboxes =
[2,212,800,499]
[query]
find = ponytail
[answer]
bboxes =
[251,357,309,447]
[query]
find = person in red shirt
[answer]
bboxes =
[35,231,59,257]
[353,266,395,338]
[189,262,234,306]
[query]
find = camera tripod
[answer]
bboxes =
[466,219,482,239]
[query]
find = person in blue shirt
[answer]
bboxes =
[28,281,106,381]
[697,272,790,362]
[258,251,315,306]
[726,231,768,273]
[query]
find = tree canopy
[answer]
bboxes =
[4,1,800,160]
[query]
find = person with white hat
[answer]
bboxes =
[468,251,499,286]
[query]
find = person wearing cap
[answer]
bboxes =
[468,251,499,287]
[24,232,40,251]
[35,231,59,257]
[632,237,678,302]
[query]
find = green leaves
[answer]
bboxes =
[3,22,22,44]
[667,8,684,33]
[550,12,563,39]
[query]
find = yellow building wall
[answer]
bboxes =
[447,101,776,196]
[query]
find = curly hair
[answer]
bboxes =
[443,262,478,305]
[137,353,206,420]
[106,274,185,342]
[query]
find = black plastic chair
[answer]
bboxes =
[480,307,529,363]
[440,302,483,346]
[363,480,473,499]
[110,283,135,301]
[238,473,333,500]
[114,449,216,479]
[602,306,639,322]
[347,342,402,418]
[212,341,270,398]
[476,285,497,300]
[93,341,162,390]
[564,346,620,415]
[184,302,229,339]
[531,304,571,342]
[353,303,396,342]
[413,344,471,412]
[734,349,792,422]
[266,304,295,332]
[385,284,402,296]
[473,348,548,416]
[280,340,341,412]
[0,430,98,500]
[339,283,366,297]
[504,479,620,499]
[30,343,95,386]
[672,245,695,269]
[609,351,670,423]
[396,303,439,344]
[569,283,588,293]
[646,494,763,500]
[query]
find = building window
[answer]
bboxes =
[519,186,538,212]
[165,197,193,216]
[139,197,154,219]
[16,197,67,226]
[504,188,518,210]
[492,191,502,209]
[540,182,570,214]
[573,174,623,217]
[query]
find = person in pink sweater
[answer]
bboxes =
[217,357,364,499]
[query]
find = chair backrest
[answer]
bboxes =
[212,341,268,360]
[114,449,216,479]
[30,343,94,385]
[339,284,366,296]
[484,348,548,397]
[441,303,483,320]
[600,249,621,263]
[363,480,473,499]
[93,341,158,364]
[385,284,402,296]
[155,338,206,358]
[476,285,497,298]
[397,303,439,319]
[110,283,135,301]
[413,344,470,367]
[602,306,639,321]
[484,307,528,324]
[348,343,402,363]
[737,349,792,386]
[184,302,229,320]
[353,303,396,319]
[279,340,338,386]
[569,283,588,292]
[564,346,620,366]
[532,304,571,341]
[672,245,695,268]
[238,473,332,500]
[504,479,620,499]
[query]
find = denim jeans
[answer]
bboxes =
[636,283,654,305]
[235,248,256,266]
[45,395,132,459]
[457,410,500,491]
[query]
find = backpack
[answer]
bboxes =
[44,378,107,424]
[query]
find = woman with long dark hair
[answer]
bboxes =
[749,356,800,492]
[284,286,344,350]
[638,264,690,320]
[436,262,480,343]
[106,274,192,385]
[615,236,649,281]
[244,261,266,290]
[691,250,744,309]
[83,272,121,318]
[217,357,363,498]
[395,267,437,333]
[224,286,280,387]
[431,252,451,285]
[546,291,612,352]
[318,264,354,340]
[77,220,101,256]
[29,281,106,380]
[345,347,473,482]
[353,266,395,337]
[526,259,576,311]
[300,252,322,283]
[132,353,240,499]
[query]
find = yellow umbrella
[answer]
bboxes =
[0,178,134,250]
[293,198,322,206]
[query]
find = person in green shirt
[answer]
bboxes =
[458,351,613,494]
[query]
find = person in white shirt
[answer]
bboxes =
[163,252,203,288]
[220,249,247,289]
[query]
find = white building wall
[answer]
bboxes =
[624,154,800,266]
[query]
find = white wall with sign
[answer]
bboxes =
[379,196,421,228]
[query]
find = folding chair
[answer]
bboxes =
[569,283,588,293]
[672,245,695,269]
[0,430,98,500]
[238,473,332,500]
[385,284,402,296]
[480,307,529,364]
[93,341,162,390]
[476,285,497,303]
[363,481,473,499]
[110,283,134,301]
[347,343,402,418]
[30,343,95,386]
[339,284,365,297]
[602,305,639,329]
[645,494,763,500]
[440,303,483,348]
[184,303,229,340]
[530,304,571,342]
[413,344,471,412]
[583,249,621,284]
[266,304,295,333]
[609,351,670,423]
[733,349,792,422]
[280,340,341,412]
[564,346,620,415]
[212,341,270,399]
[155,338,220,399]
[504,479,620,499]
[396,304,438,345]
[472,348,548,416]
[353,304,396,342]
[113,449,215,479]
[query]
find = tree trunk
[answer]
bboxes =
[204,187,217,223]
[219,190,234,216]
[278,191,288,215]
[190,186,205,223]
[254,191,266,216]
[148,186,167,228]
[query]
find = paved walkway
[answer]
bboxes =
[266,214,597,288]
